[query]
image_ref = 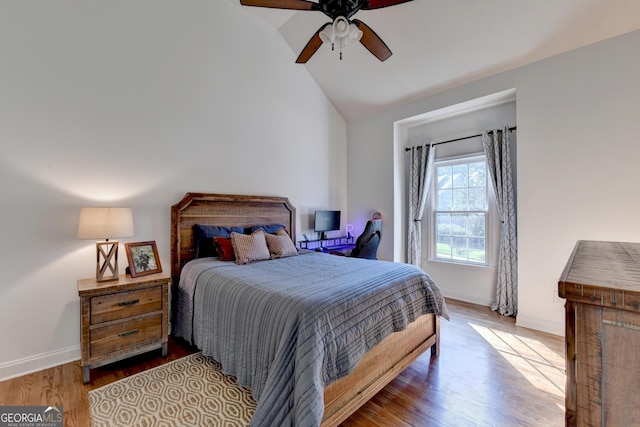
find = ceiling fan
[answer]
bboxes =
[239,0,413,63]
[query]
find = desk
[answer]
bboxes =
[320,244,355,256]
[299,236,356,253]
[558,240,640,426]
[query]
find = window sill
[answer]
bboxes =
[424,258,494,270]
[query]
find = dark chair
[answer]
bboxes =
[350,220,382,260]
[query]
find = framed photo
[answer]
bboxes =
[125,241,162,278]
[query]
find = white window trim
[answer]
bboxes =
[425,153,498,268]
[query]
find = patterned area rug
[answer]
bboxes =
[89,353,256,426]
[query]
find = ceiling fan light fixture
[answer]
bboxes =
[320,24,336,50]
[345,23,363,47]
[332,16,350,38]
[240,0,403,63]
[321,17,363,59]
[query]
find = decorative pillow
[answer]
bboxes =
[231,230,271,265]
[213,237,235,262]
[193,224,244,258]
[246,224,285,235]
[265,229,298,259]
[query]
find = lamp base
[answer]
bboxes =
[96,240,119,282]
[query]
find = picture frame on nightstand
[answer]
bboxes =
[125,241,162,277]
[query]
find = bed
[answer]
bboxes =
[170,193,448,426]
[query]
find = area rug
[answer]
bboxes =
[89,353,256,426]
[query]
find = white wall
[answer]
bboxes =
[348,29,640,336]
[0,1,347,379]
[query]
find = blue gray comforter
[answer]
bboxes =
[173,251,448,427]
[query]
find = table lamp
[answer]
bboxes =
[77,207,134,282]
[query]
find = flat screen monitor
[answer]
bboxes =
[314,210,340,239]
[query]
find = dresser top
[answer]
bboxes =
[559,240,640,293]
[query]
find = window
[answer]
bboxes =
[431,155,489,265]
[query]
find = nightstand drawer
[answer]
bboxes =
[90,314,162,358]
[91,286,162,324]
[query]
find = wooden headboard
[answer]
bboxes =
[170,193,296,284]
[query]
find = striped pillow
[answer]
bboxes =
[265,229,298,259]
[231,230,270,265]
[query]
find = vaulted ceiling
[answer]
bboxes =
[233,0,640,121]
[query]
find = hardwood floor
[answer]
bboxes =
[343,300,566,426]
[0,299,565,426]
[0,337,197,426]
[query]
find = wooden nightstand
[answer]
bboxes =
[77,273,170,383]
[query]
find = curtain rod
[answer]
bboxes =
[404,126,516,152]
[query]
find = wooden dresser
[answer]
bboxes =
[77,273,170,383]
[558,240,640,426]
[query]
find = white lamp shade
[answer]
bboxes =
[344,24,363,48]
[332,16,350,38]
[77,207,134,240]
[320,24,336,44]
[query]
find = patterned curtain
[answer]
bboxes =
[482,127,518,316]
[407,144,435,266]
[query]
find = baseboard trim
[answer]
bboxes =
[0,345,80,382]
[516,314,564,337]
[442,290,565,337]
[441,290,492,308]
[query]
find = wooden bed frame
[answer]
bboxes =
[170,192,441,426]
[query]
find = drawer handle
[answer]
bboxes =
[118,329,139,338]
[119,299,140,307]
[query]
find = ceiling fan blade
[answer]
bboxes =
[239,0,317,10]
[362,0,413,9]
[296,24,330,63]
[352,19,392,62]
